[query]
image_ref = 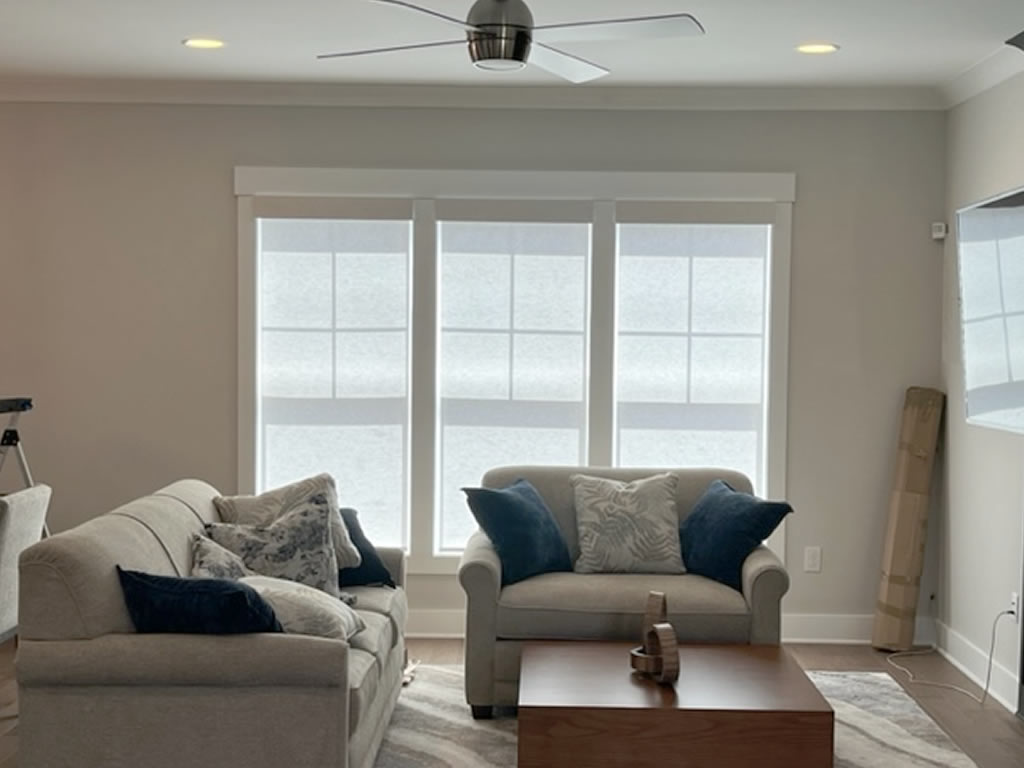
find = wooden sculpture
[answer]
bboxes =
[628,591,679,685]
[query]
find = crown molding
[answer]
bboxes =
[941,47,1024,108]
[0,76,947,111]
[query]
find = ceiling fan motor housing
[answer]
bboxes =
[467,0,535,71]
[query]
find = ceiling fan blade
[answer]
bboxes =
[528,43,609,84]
[532,13,705,44]
[369,0,479,32]
[318,39,465,60]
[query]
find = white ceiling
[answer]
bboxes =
[2,0,1024,97]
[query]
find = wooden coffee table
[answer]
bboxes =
[518,642,833,768]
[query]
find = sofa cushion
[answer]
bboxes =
[463,479,572,585]
[570,473,684,575]
[18,503,194,640]
[109,503,207,579]
[681,480,793,591]
[496,572,751,642]
[151,479,223,526]
[347,648,380,733]
[116,567,283,635]
[349,611,394,666]
[214,474,362,571]
[345,586,408,649]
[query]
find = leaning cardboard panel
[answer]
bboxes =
[871,387,945,652]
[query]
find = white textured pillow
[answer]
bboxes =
[190,535,254,580]
[570,473,685,575]
[207,499,341,597]
[214,474,362,571]
[241,576,365,640]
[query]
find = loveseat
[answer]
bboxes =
[457,465,789,717]
[16,479,407,768]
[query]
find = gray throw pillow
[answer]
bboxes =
[207,498,341,597]
[570,473,685,574]
[214,473,362,571]
[190,534,254,580]
[241,575,365,640]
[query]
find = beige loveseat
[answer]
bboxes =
[457,466,789,717]
[16,479,407,768]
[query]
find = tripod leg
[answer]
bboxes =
[15,442,35,487]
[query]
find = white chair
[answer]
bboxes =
[0,484,51,643]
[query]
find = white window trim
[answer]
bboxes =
[236,168,795,574]
[235,168,795,203]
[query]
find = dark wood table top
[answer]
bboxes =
[519,642,833,714]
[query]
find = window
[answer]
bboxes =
[615,223,769,488]
[239,169,793,568]
[438,221,591,551]
[257,217,412,548]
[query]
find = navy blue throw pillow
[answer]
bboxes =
[116,566,283,634]
[680,480,792,591]
[463,479,572,586]
[339,507,397,588]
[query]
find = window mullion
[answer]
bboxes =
[588,201,616,466]
[409,200,438,565]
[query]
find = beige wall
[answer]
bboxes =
[0,102,945,624]
[942,73,1024,694]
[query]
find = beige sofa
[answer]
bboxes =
[457,466,789,718]
[16,479,407,768]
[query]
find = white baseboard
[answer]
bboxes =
[935,620,1020,714]
[407,609,465,638]
[781,613,937,647]
[408,610,940,646]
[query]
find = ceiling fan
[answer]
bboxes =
[319,0,705,84]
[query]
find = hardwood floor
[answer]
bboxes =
[408,639,1024,768]
[1,638,1021,767]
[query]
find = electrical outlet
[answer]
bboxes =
[803,546,822,573]
[1011,592,1020,623]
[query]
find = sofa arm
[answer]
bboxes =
[457,530,502,709]
[377,547,407,589]
[16,633,349,687]
[741,545,789,645]
[457,530,501,602]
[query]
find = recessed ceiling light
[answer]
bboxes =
[797,43,840,55]
[182,38,225,50]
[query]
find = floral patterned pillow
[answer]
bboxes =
[206,498,341,597]
[213,474,362,571]
[190,534,254,580]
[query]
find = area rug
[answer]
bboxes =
[375,666,977,768]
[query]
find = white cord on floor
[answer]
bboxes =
[886,609,1013,705]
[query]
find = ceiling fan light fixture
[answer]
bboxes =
[474,58,527,72]
[466,0,534,72]
[469,28,532,71]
